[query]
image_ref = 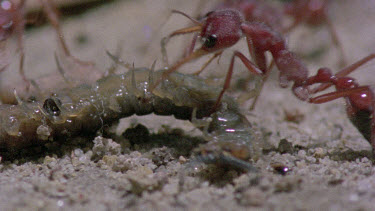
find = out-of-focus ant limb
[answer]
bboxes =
[282,0,347,66]
[192,51,223,76]
[38,0,93,67]
[0,0,31,89]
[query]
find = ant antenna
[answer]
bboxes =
[171,10,202,26]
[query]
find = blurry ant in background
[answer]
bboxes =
[0,0,27,85]
[281,0,347,65]
[0,0,97,103]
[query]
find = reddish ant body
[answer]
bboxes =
[157,3,375,153]
[158,1,345,109]
[214,0,283,31]
[158,8,309,108]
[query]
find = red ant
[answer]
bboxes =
[156,5,375,153]
[157,0,346,109]
[157,8,309,109]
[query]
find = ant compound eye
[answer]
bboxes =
[43,98,61,116]
[203,35,217,48]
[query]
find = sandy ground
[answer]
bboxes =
[1,0,375,210]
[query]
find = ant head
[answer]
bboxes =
[0,0,16,41]
[200,9,243,52]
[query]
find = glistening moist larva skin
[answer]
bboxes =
[0,68,261,170]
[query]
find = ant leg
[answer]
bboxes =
[308,85,375,152]
[308,86,369,104]
[161,25,202,66]
[213,51,263,110]
[54,53,70,84]
[325,16,347,67]
[184,33,198,58]
[249,59,275,110]
[39,0,69,57]
[151,48,210,90]
[14,13,31,91]
[39,0,92,66]
[161,9,203,66]
[310,53,375,94]
[18,51,31,90]
[242,35,270,110]
[193,51,222,75]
